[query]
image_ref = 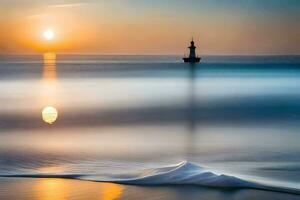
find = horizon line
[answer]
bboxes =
[1,53,300,57]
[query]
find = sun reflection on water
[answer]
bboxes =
[35,179,124,200]
[42,106,58,124]
[35,179,68,200]
[41,52,59,124]
[101,183,124,200]
[43,52,57,81]
[38,166,65,174]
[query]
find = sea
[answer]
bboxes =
[0,54,300,199]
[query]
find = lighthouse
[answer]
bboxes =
[183,39,201,63]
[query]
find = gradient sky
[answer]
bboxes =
[0,0,299,55]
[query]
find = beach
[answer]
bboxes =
[1,178,300,200]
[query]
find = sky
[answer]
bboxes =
[0,0,299,55]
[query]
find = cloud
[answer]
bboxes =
[26,14,48,19]
[47,3,89,8]
[46,0,97,8]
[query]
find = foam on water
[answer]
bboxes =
[1,161,299,195]
[89,161,255,186]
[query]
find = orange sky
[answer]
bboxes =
[1,0,299,55]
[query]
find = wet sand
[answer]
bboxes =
[0,178,299,200]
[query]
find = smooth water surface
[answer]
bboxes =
[0,55,300,196]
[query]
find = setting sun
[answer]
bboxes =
[43,29,55,41]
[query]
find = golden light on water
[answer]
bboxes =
[36,179,69,200]
[41,52,58,124]
[43,52,57,80]
[42,106,58,124]
[38,166,65,174]
[35,179,124,200]
[102,183,124,200]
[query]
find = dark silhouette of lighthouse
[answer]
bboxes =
[183,39,201,63]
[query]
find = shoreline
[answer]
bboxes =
[1,177,299,200]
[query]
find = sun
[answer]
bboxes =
[43,29,55,41]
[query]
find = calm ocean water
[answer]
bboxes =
[0,55,300,194]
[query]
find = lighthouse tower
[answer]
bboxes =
[189,40,196,58]
[183,39,201,63]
